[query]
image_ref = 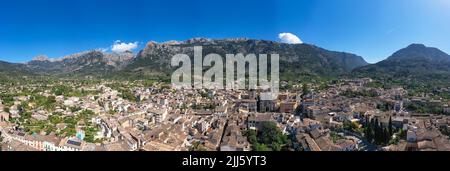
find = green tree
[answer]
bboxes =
[49,115,62,125]
[52,85,71,96]
[244,121,291,151]
[84,126,99,143]
[69,106,82,112]
[383,128,390,145]
[260,122,285,145]
[388,116,393,136]
[244,130,257,144]
[258,122,289,151]
[189,141,207,151]
[373,118,381,144]
[0,135,3,151]
[301,84,310,98]
[364,116,373,143]
[253,143,270,151]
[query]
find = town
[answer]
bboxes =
[1,77,450,151]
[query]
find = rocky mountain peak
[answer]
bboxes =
[32,55,50,62]
[388,43,450,62]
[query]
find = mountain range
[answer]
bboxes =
[354,43,450,84]
[0,38,449,85]
[26,50,134,77]
[118,38,368,80]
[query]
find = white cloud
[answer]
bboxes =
[111,40,138,53]
[278,33,303,44]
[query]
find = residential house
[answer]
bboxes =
[247,113,273,130]
[220,125,250,151]
[148,108,168,123]
[259,100,276,113]
[279,102,298,113]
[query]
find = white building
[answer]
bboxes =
[149,108,168,123]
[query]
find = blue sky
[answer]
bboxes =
[1,0,450,63]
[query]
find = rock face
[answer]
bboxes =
[25,50,134,77]
[120,38,368,80]
[32,55,50,62]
